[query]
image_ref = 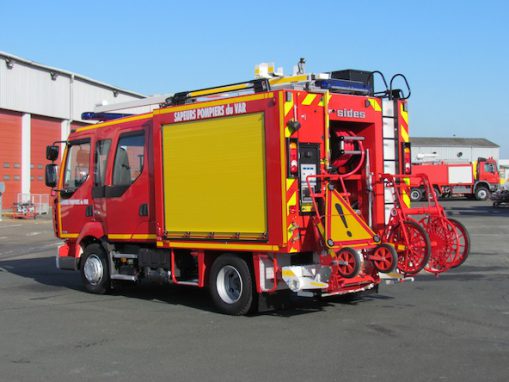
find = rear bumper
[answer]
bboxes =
[56,243,78,271]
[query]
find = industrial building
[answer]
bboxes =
[0,51,146,210]
[411,137,500,163]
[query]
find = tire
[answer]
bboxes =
[433,186,442,199]
[209,254,254,316]
[80,243,111,294]
[371,243,398,273]
[388,220,431,275]
[475,186,489,201]
[410,188,423,201]
[335,248,362,279]
[421,217,458,274]
[448,218,470,268]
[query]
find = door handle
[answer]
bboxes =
[139,203,148,216]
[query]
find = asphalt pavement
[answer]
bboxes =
[0,200,508,382]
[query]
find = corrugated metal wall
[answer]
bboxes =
[0,55,144,122]
[412,145,499,163]
[0,60,71,119]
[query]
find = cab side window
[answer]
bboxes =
[484,163,495,173]
[94,140,111,187]
[63,141,91,190]
[112,132,145,187]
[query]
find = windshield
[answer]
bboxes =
[63,141,91,190]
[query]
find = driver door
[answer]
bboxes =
[58,138,94,238]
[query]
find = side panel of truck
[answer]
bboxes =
[152,92,285,251]
[448,165,473,184]
[162,113,267,239]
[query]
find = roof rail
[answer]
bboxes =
[163,78,271,107]
[81,112,133,121]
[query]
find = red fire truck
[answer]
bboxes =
[45,64,467,315]
[410,157,500,201]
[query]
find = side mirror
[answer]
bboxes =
[45,164,58,188]
[46,145,59,161]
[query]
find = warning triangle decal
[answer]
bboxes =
[325,188,376,248]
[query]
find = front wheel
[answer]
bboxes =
[475,186,489,201]
[80,243,111,294]
[410,188,423,201]
[209,254,254,315]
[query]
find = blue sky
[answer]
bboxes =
[1,0,508,156]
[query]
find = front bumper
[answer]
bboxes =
[56,243,78,271]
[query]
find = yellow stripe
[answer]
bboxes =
[108,234,158,240]
[76,114,153,133]
[269,74,308,86]
[400,103,408,125]
[402,191,411,208]
[108,234,132,240]
[284,97,294,118]
[309,281,328,288]
[156,93,274,115]
[132,234,157,240]
[302,94,317,106]
[189,83,252,97]
[368,98,382,112]
[323,90,330,167]
[57,145,70,236]
[282,269,295,277]
[400,125,409,143]
[318,93,332,107]
[286,178,297,216]
[60,233,79,239]
[279,92,288,244]
[167,242,279,251]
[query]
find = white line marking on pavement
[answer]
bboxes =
[0,224,22,229]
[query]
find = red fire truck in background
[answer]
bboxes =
[410,157,500,201]
[45,62,469,315]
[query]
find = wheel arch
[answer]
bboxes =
[75,222,107,267]
[474,181,490,191]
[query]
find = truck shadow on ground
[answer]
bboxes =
[0,256,389,317]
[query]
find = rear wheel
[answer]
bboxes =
[80,243,111,294]
[209,254,254,315]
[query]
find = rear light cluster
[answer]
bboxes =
[402,142,412,175]
[289,141,298,175]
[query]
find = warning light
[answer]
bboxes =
[289,142,298,175]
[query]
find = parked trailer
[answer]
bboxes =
[45,63,468,315]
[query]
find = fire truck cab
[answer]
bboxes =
[46,63,424,315]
